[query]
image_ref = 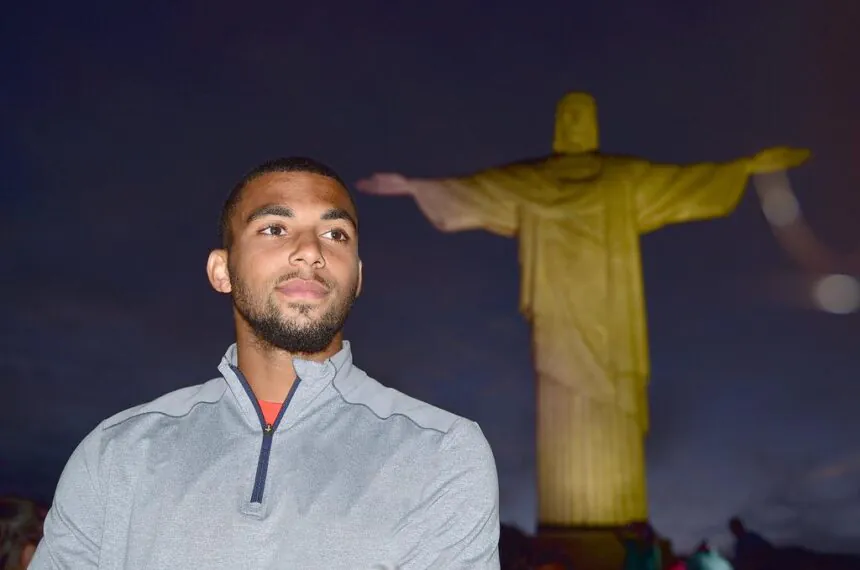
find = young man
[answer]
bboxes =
[30,157,500,569]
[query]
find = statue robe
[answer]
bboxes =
[408,153,752,525]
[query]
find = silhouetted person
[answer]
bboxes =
[0,497,43,569]
[729,517,773,570]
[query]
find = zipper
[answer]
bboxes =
[232,366,301,504]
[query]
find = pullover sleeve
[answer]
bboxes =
[396,419,501,569]
[29,426,105,569]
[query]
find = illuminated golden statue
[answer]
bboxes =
[357,92,809,527]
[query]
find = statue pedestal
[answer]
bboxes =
[535,526,674,570]
[536,526,624,570]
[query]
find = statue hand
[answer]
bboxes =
[355,173,412,196]
[750,147,811,174]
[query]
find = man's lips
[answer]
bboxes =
[276,279,329,299]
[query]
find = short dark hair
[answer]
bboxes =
[219,157,355,249]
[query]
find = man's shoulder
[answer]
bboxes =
[334,365,473,437]
[100,377,227,431]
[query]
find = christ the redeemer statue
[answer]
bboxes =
[357,92,809,527]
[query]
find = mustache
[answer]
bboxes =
[275,271,334,290]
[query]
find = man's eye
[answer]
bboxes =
[323,229,349,242]
[261,225,286,236]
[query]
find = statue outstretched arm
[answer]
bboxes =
[635,147,809,233]
[357,166,525,237]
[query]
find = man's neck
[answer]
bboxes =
[234,329,343,402]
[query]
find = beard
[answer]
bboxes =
[230,267,358,355]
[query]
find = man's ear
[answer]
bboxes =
[356,259,363,298]
[207,249,232,294]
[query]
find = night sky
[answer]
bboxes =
[3,0,859,555]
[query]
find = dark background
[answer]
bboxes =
[2,0,859,554]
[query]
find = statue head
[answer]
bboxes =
[553,92,599,154]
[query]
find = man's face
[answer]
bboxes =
[208,171,362,355]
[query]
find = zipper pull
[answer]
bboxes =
[263,423,274,435]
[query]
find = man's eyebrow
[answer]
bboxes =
[245,204,294,225]
[321,207,358,230]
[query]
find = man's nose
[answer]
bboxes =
[288,232,325,268]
